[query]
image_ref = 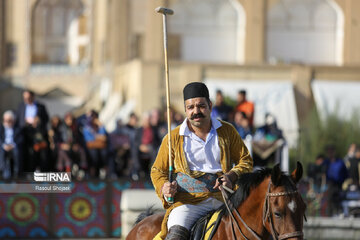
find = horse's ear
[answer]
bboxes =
[291,161,303,184]
[271,164,282,186]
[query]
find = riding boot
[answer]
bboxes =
[165,225,190,240]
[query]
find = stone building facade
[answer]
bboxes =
[0,0,360,132]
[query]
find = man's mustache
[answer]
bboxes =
[190,113,205,120]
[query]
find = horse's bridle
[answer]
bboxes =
[262,181,304,240]
[220,179,304,240]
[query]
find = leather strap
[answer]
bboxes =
[278,231,303,240]
[220,177,304,240]
[219,185,261,240]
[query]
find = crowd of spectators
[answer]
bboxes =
[211,89,254,139]
[307,144,360,217]
[0,90,187,181]
[1,88,282,181]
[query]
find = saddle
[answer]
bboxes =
[189,210,223,240]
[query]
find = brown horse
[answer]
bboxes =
[127,162,306,240]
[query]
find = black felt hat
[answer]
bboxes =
[183,82,209,101]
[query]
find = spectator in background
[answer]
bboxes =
[345,145,360,187]
[110,119,131,178]
[0,111,23,179]
[57,113,87,175]
[123,112,139,179]
[24,116,50,172]
[307,154,327,193]
[124,112,138,141]
[83,110,108,178]
[173,112,185,127]
[211,90,232,121]
[344,143,356,167]
[48,115,62,171]
[254,113,283,142]
[323,145,348,216]
[150,109,167,140]
[163,108,178,130]
[17,90,49,173]
[252,113,284,167]
[235,90,254,129]
[232,111,251,139]
[132,112,160,180]
[16,90,49,130]
[342,145,360,217]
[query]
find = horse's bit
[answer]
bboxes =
[220,179,304,240]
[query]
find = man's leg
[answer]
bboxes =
[12,147,21,179]
[3,151,11,179]
[166,198,222,240]
[166,225,189,240]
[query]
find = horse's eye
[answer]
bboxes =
[274,212,282,218]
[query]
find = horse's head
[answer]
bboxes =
[264,162,306,240]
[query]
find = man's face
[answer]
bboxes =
[129,115,138,126]
[355,150,360,159]
[184,97,212,128]
[23,92,34,104]
[234,112,243,125]
[142,115,151,128]
[215,93,223,105]
[3,115,14,128]
[64,115,73,126]
[237,93,245,103]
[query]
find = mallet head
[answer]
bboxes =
[155,7,174,15]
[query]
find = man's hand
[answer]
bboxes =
[61,143,71,151]
[139,144,150,153]
[3,144,14,152]
[213,174,233,190]
[161,181,177,201]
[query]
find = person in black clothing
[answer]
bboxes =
[150,109,167,140]
[48,115,62,171]
[123,112,139,179]
[346,146,360,186]
[109,119,131,178]
[16,90,49,130]
[24,116,50,172]
[17,90,49,173]
[307,154,327,193]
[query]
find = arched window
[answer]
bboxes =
[267,0,344,65]
[168,0,245,64]
[31,0,91,65]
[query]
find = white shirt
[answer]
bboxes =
[179,117,222,173]
[3,126,15,149]
[25,103,37,124]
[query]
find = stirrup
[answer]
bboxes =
[165,225,190,240]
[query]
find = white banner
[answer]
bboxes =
[205,79,299,147]
[312,80,360,121]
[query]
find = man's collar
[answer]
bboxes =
[179,117,222,136]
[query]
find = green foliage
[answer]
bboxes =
[296,108,360,174]
[223,96,237,108]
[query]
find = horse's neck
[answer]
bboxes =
[220,178,271,239]
[240,179,270,235]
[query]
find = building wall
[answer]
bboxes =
[0,0,360,127]
[0,0,5,73]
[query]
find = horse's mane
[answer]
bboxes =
[222,168,297,214]
[134,206,156,225]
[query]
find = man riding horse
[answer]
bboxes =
[151,82,253,240]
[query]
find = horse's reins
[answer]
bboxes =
[219,178,261,240]
[219,178,304,240]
